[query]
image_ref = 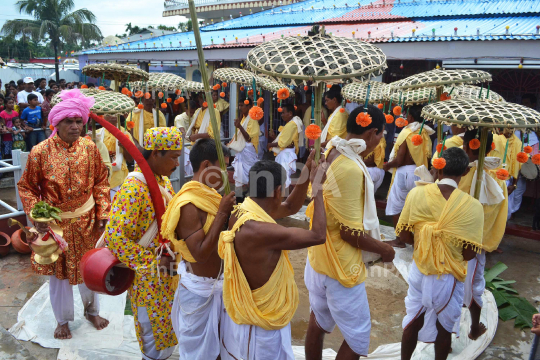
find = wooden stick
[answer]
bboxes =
[473,127,488,199]
[436,86,443,143]
[188,0,231,194]
[314,82,324,162]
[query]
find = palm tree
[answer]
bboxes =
[2,0,102,83]
[125,22,133,35]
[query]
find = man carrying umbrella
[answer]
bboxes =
[18,89,111,340]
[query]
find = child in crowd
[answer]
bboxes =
[12,117,27,151]
[20,93,45,151]
[0,97,19,158]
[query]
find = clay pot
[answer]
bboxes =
[0,232,11,257]
[11,228,32,254]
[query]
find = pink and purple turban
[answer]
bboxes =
[48,89,95,138]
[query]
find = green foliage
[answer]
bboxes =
[484,261,537,329]
[31,201,62,221]
[124,297,133,315]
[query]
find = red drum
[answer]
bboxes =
[80,248,135,295]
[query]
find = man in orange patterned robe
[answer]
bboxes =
[18,89,111,340]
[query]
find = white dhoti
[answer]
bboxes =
[184,146,193,178]
[367,167,385,194]
[49,276,100,325]
[386,164,419,216]
[304,259,371,356]
[402,261,464,343]
[275,147,297,189]
[171,261,223,360]
[232,143,259,188]
[507,176,526,219]
[258,127,266,160]
[220,311,294,360]
[463,250,486,308]
[137,306,175,360]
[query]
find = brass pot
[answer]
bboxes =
[31,233,61,265]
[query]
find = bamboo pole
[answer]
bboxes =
[436,86,443,143]
[114,74,121,130]
[269,95,273,130]
[188,0,231,194]
[314,82,324,162]
[473,127,489,199]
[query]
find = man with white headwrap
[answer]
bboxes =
[18,89,111,340]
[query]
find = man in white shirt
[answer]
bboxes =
[17,77,44,111]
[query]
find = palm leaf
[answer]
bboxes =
[484,261,508,282]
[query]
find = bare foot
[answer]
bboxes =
[386,239,406,248]
[494,247,503,254]
[469,322,487,340]
[54,323,72,339]
[86,314,109,330]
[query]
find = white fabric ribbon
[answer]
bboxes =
[138,109,158,144]
[469,157,505,205]
[320,106,343,143]
[414,165,435,186]
[327,136,381,243]
[186,107,211,138]
[227,115,251,152]
[291,116,305,147]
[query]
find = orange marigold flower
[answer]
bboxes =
[126,121,135,130]
[137,103,144,109]
[326,84,332,89]
[469,138,481,150]
[436,144,447,153]
[433,158,446,170]
[356,112,372,127]
[524,145,533,154]
[160,103,167,109]
[346,100,351,103]
[377,103,384,109]
[121,88,129,95]
[175,89,181,95]
[491,142,495,151]
[385,114,394,124]
[144,92,151,99]
[304,85,308,91]
[135,91,143,98]
[496,168,510,180]
[84,135,92,140]
[393,106,402,116]
[294,105,297,110]
[220,92,226,98]
[158,92,164,98]
[440,92,451,101]
[517,152,529,163]
[98,86,106,90]
[212,84,220,91]
[278,107,283,113]
[214,104,217,108]
[49,125,55,131]
[178,97,185,104]
[411,134,423,146]
[339,108,345,113]
[240,86,245,91]
[244,100,249,105]
[127,91,132,97]
[257,98,264,106]
[532,154,540,165]
[167,98,172,103]
[249,106,264,121]
[395,117,408,128]
[248,89,253,96]
[202,101,208,107]
[222,82,227,87]
[305,124,322,140]
[81,84,88,89]
[277,88,290,100]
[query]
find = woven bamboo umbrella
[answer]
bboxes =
[247,25,387,161]
[213,68,260,121]
[179,80,206,126]
[390,69,492,142]
[186,0,230,194]
[421,99,540,199]
[255,76,295,131]
[449,85,505,103]
[129,72,186,117]
[342,81,390,105]
[386,86,437,106]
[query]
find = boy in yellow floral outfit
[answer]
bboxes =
[105,127,183,360]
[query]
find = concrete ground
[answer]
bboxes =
[0,203,538,359]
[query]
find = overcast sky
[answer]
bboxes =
[0,0,187,38]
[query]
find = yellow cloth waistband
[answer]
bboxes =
[59,195,95,219]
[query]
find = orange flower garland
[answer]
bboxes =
[524,145,533,154]
[244,100,249,105]
[440,92,451,101]
[395,117,408,128]
[517,152,529,163]
[175,89,181,95]
[81,84,88,89]
[127,91,132,97]
[277,88,290,100]
[436,144,447,153]
[220,92,226,98]
[257,98,264,106]
[126,121,135,130]
[532,154,540,165]
[137,103,144,109]
[158,92,164,98]
[433,158,446,170]
[305,124,322,140]
[212,84,220,91]
[469,139,481,150]
[144,92,151,99]
[121,88,129,95]
[222,82,227,87]
[249,106,264,121]
[135,91,143,98]
[393,106,402,116]
[411,134,423,146]
[167,98,172,103]
[356,112,372,127]
[377,103,384,109]
[496,168,510,180]
[160,103,167,109]
[278,107,283,113]
[240,86,245,91]
[385,114,394,124]
[174,97,185,105]
[339,108,345,113]
[98,86,106,90]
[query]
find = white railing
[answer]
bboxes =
[0,150,28,220]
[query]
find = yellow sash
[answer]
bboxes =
[396,184,483,281]
[365,137,386,169]
[161,181,221,263]
[59,195,95,219]
[218,197,299,330]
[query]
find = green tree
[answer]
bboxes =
[2,0,102,83]
[178,20,192,32]
[157,24,176,32]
